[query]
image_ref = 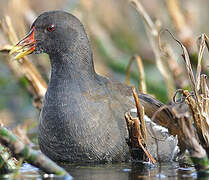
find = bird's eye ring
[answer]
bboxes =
[47,24,55,32]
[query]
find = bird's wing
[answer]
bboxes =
[101,76,174,128]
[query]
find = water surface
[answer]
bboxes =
[0,161,200,179]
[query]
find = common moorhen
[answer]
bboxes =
[10,11,175,163]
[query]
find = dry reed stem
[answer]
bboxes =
[159,30,189,89]
[124,85,157,163]
[4,16,18,43]
[133,118,156,164]
[125,56,135,86]
[165,0,185,32]
[200,75,209,114]
[132,86,147,142]
[165,0,196,53]
[170,32,200,106]
[204,34,209,50]
[129,0,157,36]
[126,55,147,93]
[183,90,204,141]
[124,112,133,144]
[129,0,176,100]
[196,34,206,91]
[179,43,196,92]
[135,55,147,94]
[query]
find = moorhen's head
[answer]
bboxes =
[10,10,88,59]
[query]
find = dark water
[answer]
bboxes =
[0,161,202,180]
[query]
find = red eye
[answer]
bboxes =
[47,24,55,32]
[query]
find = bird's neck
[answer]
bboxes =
[48,46,97,89]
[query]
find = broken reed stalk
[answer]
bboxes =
[125,113,156,164]
[132,86,147,142]
[0,126,72,178]
[0,16,47,111]
[129,0,176,100]
[131,86,156,163]
[126,55,147,94]
[125,85,156,164]
[133,118,156,164]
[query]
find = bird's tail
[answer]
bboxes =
[138,93,174,129]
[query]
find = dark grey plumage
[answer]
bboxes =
[23,11,173,162]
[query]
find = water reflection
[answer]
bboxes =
[0,162,203,179]
[61,162,192,180]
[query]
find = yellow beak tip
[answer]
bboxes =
[9,49,15,55]
[9,45,20,55]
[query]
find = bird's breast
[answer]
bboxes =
[38,83,131,162]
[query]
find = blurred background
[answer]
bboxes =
[0,0,209,133]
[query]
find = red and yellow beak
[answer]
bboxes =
[10,26,36,60]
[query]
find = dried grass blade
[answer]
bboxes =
[135,55,146,93]
[126,55,147,93]
[196,34,206,91]
[125,56,134,86]
[199,75,209,142]
[178,42,196,91]
[200,75,209,114]
[159,30,189,89]
[182,90,206,144]
[165,0,195,53]
[204,34,209,51]
[129,0,157,36]
[167,31,200,104]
